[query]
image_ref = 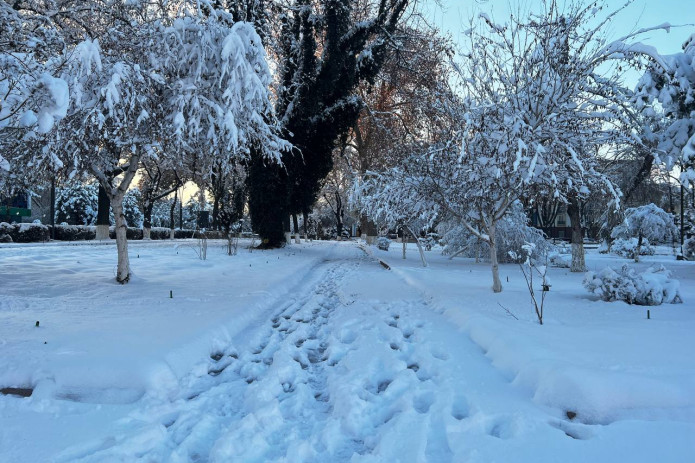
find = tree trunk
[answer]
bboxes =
[636,233,643,262]
[284,214,291,245]
[681,184,685,254]
[170,189,177,239]
[406,225,428,267]
[112,198,130,284]
[247,154,288,248]
[212,195,220,231]
[142,201,153,240]
[568,197,586,272]
[360,214,378,245]
[292,213,300,243]
[334,191,343,240]
[96,185,110,240]
[489,223,502,293]
[49,178,56,240]
[402,228,407,259]
[303,210,309,240]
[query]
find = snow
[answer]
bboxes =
[1,239,694,462]
[36,73,69,134]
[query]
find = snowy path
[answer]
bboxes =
[39,246,484,461]
[44,244,581,462]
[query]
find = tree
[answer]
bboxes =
[359,0,656,291]
[55,181,98,225]
[0,1,67,157]
[32,4,287,283]
[635,33,695,186]
[138,162,181,239]
[347,25,455,243]
[634,33,695,253]
[611,203,678,262]
[457,1,666,273]
[247,0,415,247]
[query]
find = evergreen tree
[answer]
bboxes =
[247,0,413,247]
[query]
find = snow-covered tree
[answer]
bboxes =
[439,201,553,265]
[55,181,98,225]
[611,203,678,262]
[458,1,667,273]
[34,5,287,283]
[121,188,143,228]
[358,0,659,291]
[0,1,69,195]
[635,33,695,187]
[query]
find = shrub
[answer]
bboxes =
[610,237,655,259]
[150,227,173,240]
[0,222,50,242]
[53,225,96,241]
[109,227,143,240]
[174,229,195,239]
[683,237,695,259]
[16,223,50,242]
[548,251,571,268]
[583,264,682,305]
[377,237,391,251]
[611,204,677,261]
[55,182,98,225]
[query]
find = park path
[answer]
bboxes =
[55,243,566,463]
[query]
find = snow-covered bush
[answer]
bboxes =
[122,188,143,228]
[0,222,49,242]
[377,237,391,251]
[684,237,695,260]
[53,225,96,241]
[598,240,610,254]
[109,227,143,241]
[548,251,571,268]
[150,227,173,240]
[16,223,49,242]
[610,237,655,259]
[611,204,677,261]
[0,222,12,235]
[419,233,440,251]
[583,264,682,305]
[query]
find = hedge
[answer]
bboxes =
[0,222,229,243]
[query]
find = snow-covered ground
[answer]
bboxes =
[0,239,693,462]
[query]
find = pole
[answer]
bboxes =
[50,177,56,240]
[681,183,685,255]
[179,186,183,230]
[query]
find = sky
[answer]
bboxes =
[426,0,695,54]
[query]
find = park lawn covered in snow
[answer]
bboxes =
[0,239,693,462]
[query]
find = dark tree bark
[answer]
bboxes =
[247,0,412,246]
[247,153,288,248]
[95,184,110,239]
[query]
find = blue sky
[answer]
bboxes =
[426,0,695,54]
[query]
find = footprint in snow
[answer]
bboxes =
[413,391,435,414]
